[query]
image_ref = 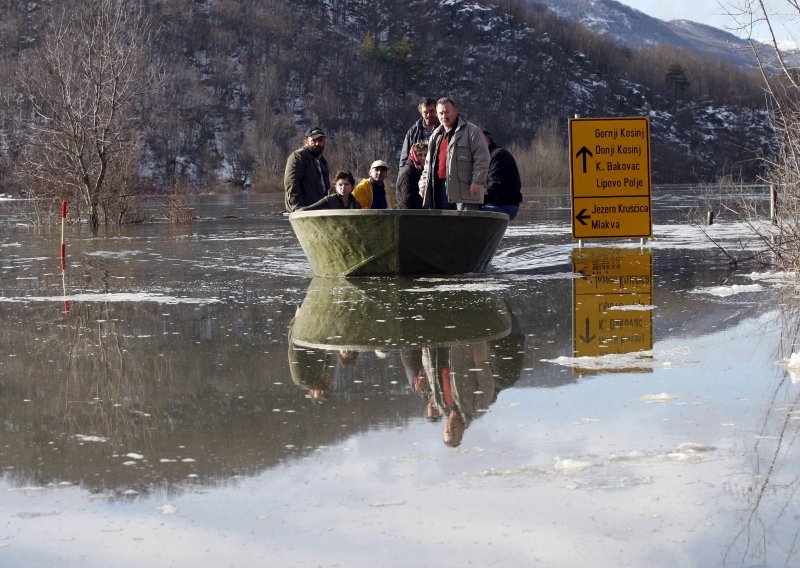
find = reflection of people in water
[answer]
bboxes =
[489,309,525,392]
[421,308,525,446]
[425,343,495,447]
[338,350,358,367]
[401,348,441,421]
[288,346,361,402]
[288,320,361,403]
[287,286,526,420]
[288,339,334,402]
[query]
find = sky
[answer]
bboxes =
[614,0,797,44]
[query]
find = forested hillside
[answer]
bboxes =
[0,0,775,197]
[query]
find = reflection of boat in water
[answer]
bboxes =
[288,209,508,276]
[287,278,525,429]
[289,277,512,350]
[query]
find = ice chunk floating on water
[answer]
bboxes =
[607,304,655,311]
[0,293,220,304]
[636,393,680,403]
[553,457,594,473]
[690,283,765,297]
[157,504,178,515]
[74,434,108,443]
[782,352,800,384]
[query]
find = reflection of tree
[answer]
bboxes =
[0,280,529,493]
[724,304,800,567]
[0,296,440,494]
[57,303,162,474]
[1,301,160,492]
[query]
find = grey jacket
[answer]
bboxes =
[419,116,490,207]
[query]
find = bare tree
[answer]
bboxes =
[16,0,160,229]
[721,1,800,272]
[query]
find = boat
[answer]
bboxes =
[288,209,509,276]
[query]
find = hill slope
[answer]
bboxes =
[0,0,774,189]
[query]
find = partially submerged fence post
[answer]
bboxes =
[770,184,778,224]
[706,211,714,225]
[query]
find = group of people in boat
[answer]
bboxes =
[284,96,523,219]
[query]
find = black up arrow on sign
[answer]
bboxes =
[575,146,593,173]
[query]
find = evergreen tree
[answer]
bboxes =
[665,62,691,109]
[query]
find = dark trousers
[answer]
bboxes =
[434,179,455,210]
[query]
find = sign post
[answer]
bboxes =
[569,116,653,240]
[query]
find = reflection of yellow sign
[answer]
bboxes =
[574,294,652,354]
[569,117,652,239]
[573,248,653,295]
[572,248,653,361]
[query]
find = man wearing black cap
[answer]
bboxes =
[284,127,330,212]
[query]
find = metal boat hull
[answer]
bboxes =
[288,209,508,276]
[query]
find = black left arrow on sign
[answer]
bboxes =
[575,208,591,225]
[575,146,593,174]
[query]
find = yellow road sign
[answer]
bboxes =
[569,117,652,239]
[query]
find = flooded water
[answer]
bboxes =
[1,188,798,567]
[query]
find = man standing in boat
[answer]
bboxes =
[480,129,523,220]
[398,97,439,170]
[284,127,330,212]
[352,160,397,209]
[418,97,489,210]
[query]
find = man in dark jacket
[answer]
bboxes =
[480,130,522,219]
[398,97,438,169]
[284,127,330,212]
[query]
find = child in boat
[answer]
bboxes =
[299,170,361,210]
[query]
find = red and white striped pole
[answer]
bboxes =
[60,200,67,270]
[60,201,70,314]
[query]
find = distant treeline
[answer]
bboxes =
[0,0,771,210]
